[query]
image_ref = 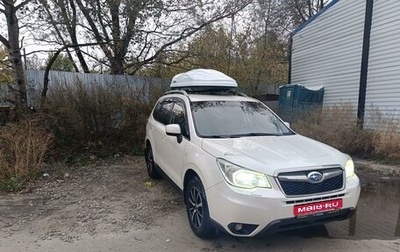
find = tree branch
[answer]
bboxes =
[0,34,9,48]
[294,0,307,22]
[41,42,107,100]
[125,10,244,74]
[15,0,32,10]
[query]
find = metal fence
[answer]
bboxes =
[0,84,10,107]
[2,70,280,108]
[25,70,169,107]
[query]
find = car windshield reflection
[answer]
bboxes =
[191,101,293,138]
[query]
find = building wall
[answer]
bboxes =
[291,0,400,127]
[365,0,400,125]
[291,0,366,110]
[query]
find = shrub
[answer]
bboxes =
[290,104,374,157]
[0,176,23,192]
[0,116,53,182]
[372,120,400,161]
[42,80,167,158]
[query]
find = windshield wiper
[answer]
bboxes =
[205,133,283,138]
[232,133,282,137]
[206,135,235,138]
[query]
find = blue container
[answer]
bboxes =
[279,84,324,122]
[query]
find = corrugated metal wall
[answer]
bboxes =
[26,70,169,107]
[0,84,11,107]
[365,1,400,125]
[291,0,366,111]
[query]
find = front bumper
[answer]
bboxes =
[206,175,360,237]
[258,207,355,236]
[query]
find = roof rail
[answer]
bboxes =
[164,90,189,97]
[165,88,248,98]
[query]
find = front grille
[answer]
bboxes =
[277,168,344,196]
[285,193,345,205]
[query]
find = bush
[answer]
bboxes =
[0,176,23,192]
[290,104,400,163]
[372,120,400,161]
[290,104,374,157]
[0,116,53,182]
[42,80,166,158]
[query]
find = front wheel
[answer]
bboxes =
[185,176,215,239]
[145,144,161,179]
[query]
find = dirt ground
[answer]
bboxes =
[0,156,182,242]
[1,156,399,252]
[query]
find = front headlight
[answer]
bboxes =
[217,159,271,189]
[345,158,355,178]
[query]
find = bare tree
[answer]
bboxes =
[286,0,328,24]
[252,0,274,92]
[0,0,31,108]
[41,42,106,100]
[30,0,252,75]
[26,0,90,72]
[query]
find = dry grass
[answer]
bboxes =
[290,104,400,162]
[291,104,372,157]
[372,120,400,161]
[0,116,53,182]
[42,80,166,158]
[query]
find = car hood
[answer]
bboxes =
[201,134,347,175]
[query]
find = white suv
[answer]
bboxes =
[144,69,360,238]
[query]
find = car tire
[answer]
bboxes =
[185,176,216,239]
[145,144,161,179]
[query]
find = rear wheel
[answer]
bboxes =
[145,144,161,179]
[185,176,215,239]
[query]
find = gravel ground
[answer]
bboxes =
[0,156,399,251]
[0,156,182,244]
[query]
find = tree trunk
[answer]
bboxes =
[3,1,27,108]
[109,56,125,75]
[67,0,90,73]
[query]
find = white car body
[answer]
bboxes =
[145,69,360,238]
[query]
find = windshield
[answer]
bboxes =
[191,101,293,138]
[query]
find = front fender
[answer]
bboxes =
[181,143,223,191]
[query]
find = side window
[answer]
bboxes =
[171,100,190,139]
[153,100,174,125]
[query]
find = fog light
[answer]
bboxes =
[228,223,259,235]
[234,223,243,231]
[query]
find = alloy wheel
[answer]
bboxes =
[188,186,203,229]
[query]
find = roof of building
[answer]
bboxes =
[292,0,340,36]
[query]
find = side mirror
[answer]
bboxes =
[165,124,183,143]
[284,122,291,128]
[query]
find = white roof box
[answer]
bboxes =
[170,69,237,90]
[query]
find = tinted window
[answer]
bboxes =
[191,101,293,137]
[153,100,174,125]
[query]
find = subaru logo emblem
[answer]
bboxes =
[307,171,324,183]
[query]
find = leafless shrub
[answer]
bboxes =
[42,80,166,157]
[371,118,400,161]
[0,116,53,181]
[291,104,374,157]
